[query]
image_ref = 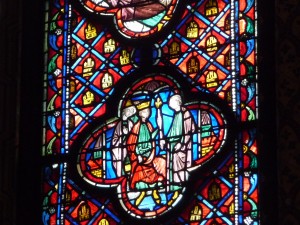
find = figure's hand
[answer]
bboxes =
[174,143,182,151]
[160,140,166,149]
[123,127,128,134]
[157,115,162,129]
[138,155,143,163]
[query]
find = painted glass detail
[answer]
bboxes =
[77,74,228,218]
[42,0,258,224]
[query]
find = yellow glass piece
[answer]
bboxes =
[208,182,221,201]
[187,57,199,74]
[229,164,235,179]
[135,191,146,206]
[85,23,97,39]
[69,80,76,93]
[186,21,199,38]
[202,146,213,156]
[83,57,95,77]
[229,202,235,215]
[104,38,116,53]
[205,0,219,17]
[91,169,102,178]
[155,97,163,109]
[71,45,77,60]
[169,41,180,58]
[153,190,161,204]
[206,35,218,52]
[136,101,150,110]
[78,203,91,221]
[99,218,109,225]
[102,72,113,89]
[190,205,202,221]
[83,91,94,105]
[206,71,218,88]
[125,164,131,173]
[120,50,130,65]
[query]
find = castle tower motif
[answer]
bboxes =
[78,202,91,221]
[120,50,130,65]
[85,23,97,39]
[208,181,221,201]
[186,21,199,39]
[187,56,200,74]
[101,72,113,89]
[206,35,219,52]
[83,57,95,77]
[206,70,218,88]
[205,0,219,17]
[169,41,180,59]
[190,205,202,221]
[83,91,94,105]
[104,38,116,53]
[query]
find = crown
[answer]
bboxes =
[136,101,150,110]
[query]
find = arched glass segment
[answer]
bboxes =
[77,0,180,38]
[42,0,258,224]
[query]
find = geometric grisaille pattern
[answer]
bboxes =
[42,0,258,224]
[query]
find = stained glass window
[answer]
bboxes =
[42,0,259,224]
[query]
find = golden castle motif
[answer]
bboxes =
[206,35,219,52]
[102,72,113,89]
[71,45,77,60]
[187,56,200,74]
[206,70,218,88]
[83,91,94,105]
[104,38,116,53]
[225,51,231,67]
[190,205,202,221]
[83,57,95,77]
[169,41,180,58]
[85,23,97,40]
[78,202,91,221]
[205,0,219,17]
[69,80,76,93]
[120,50,130,65]
[225,15,231,30]
[208,182,221,201]
[186,21,199,39]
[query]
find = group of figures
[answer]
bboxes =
[78,75,227,217]
[110,91,195,207]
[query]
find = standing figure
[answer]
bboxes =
[165,94,196,190]
[126,100,166,206]
[111,101,137,177]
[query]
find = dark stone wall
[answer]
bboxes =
[0,1,21,225]
[276,1,300,224]
[0,0,299,224]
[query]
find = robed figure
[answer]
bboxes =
[111,102,137,177]
[126,100,166,205]
[165,95,196,190]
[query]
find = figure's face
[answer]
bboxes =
[122,106,135,120]
[169,97,181,111]
[138,108,150,121]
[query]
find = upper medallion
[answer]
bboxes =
[78,0,179,38]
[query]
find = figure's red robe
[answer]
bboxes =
[127,121,166,190]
